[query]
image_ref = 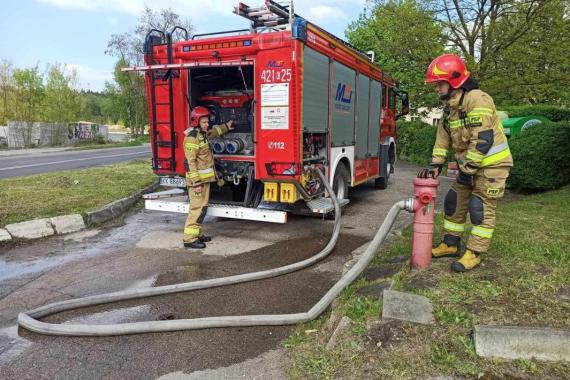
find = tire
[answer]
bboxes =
[332,164,350,200]
[375,145,394,189]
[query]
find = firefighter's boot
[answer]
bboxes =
[184,241,206,249]
[199,235,212,243]
[450,250,481,272]
[432,241,459,258]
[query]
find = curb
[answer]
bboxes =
[1,181,159,243]
[86,182,160,226]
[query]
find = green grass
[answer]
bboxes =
[284,187,570,379]
[72,135,150,151]
[0,159,156,227]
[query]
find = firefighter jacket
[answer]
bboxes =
[183,123,230,186]
[431,89,513,175]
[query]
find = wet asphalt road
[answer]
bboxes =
[0,161,452,379]
[0,146,151,179]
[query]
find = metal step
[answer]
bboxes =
[307,197,349,214]
[143,188,185,200]
[145,199,287,223]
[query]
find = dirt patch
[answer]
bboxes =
[363,320,410,350]
[406,275,438,290]
[360,264,401,282]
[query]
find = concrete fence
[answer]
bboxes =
[4,121,109,148]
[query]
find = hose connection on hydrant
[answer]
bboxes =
[410,177,440,269]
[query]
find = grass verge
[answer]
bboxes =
[0,159,156,227]
[72,135,150,150]
[284,187,570,379]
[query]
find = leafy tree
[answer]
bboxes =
[106,59,148,137]
[44,63,81,123]
[12,66,45,146]
[0,59,14,125]
[346,0,446,111]
[79,91,115,124]
[105,6,194,137]
[482,0,570,105]
[424,0,557,74]
[106,6,194,66]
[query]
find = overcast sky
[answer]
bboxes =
[0,0,368,91]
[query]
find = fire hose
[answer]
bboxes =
[18,168,417,336]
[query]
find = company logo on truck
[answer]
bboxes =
[334,83,353,113]
[267,60,285,68]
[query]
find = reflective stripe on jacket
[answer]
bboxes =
[431,89,513,174]
[183,123,230,185]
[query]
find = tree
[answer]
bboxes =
[424,0,557,75]
[106,6,194,66]
[12,66,45,146]
[0,59,14,125]
[106,59,148,137]
[346,0,447,110]
[44,63,81,123]
[481,0,570,105]
[105,6,194,137]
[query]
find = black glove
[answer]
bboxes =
[456,171,473,186]
[417,164,443,179]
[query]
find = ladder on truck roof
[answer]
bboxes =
[235,1,375,63]
[234,0,294,30]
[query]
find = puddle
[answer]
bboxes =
[62,229,101,242]
[0,211,176,282]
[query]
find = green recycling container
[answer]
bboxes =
[501,116,551,138]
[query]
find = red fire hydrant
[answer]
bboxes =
[410,177,440,269]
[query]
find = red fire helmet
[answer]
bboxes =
[425,54,471,89]
[190,106,210,127]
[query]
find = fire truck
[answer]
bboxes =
[125,1,409,223]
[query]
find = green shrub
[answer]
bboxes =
[508,122,570,191]
[396,120,437,165]
[501,105,570,122]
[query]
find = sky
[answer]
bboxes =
[0,0,368,92]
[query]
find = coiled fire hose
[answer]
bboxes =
[18,168,414,336]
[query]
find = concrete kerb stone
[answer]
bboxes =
[1,181,159,242]
[325,316,353,351]
[0,228,12,242]
[475,325,570,362]
[5,218,55,239]
[50,214,86,235]
[86,182,160,225]
[382,290,435,325]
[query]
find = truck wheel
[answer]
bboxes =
[332,164,350,200]
[375,146,394,189]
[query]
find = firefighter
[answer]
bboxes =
[418,54,513,272]
[183,106,234,249]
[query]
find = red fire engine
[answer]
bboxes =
[125,1,409,223]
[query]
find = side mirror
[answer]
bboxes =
[395,90,409,120]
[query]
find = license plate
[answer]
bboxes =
[159,177,187,187]
[503,128,510,135]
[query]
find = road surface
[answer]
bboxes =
[0,146,151,179]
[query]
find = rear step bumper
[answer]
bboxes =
[145,199,287,223]
[142,189,348,223]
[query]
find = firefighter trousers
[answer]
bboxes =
[183,183,210,243]
[441,167,510,253]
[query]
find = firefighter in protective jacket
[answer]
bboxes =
[183,106,233,249]
[418,54,513,272]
